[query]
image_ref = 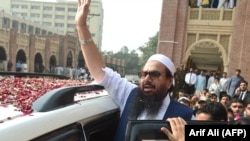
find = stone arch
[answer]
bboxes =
[77,51,85,68]
[49,55,57,67]
[34,53,44,73]
[183,39,228,72]
[0,46,7,71]
[49,55,57,73]
[66,51,73,67]
[0,46,7,61]
[16,49,27,63]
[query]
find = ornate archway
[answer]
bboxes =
[16,49,27,63]
[66,51,73,67]
[0,46,7,61]
[34,53,44,73]
[77,51,85,68]
[183,39,228,72]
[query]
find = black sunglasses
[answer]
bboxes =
[138,71,163,80]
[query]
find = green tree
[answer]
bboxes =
[113,47,140,75]
[101,32,158,75]
[138,32,158,68]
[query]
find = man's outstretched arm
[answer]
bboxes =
[75,0,105,82]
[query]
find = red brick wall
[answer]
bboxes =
[158,0,188,68]
[229,0,250,82]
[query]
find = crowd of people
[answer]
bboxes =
[171,66,250,139]
[174,65,250,118]
[189,0,236,9]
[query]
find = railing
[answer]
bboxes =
[188,7,235,21]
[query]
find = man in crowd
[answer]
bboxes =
[229,98,245,120]
[195,69,206,97]
[16,60,22,72]
[161,101,228,141]
[184,67,197,98]
[7,59,13,71]
[234,80,250,103]
[227,69,244,97]
[173,64,186,98]
[244,98,250,118]
[220,72,229,91]
[219,93,231,107]
[195,101,228,121]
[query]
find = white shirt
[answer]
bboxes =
[98,67,195,120]
[197,0,202,7]
[219,78,228,88]
[80,68,86,73]
[185,72,197,85]
[99,67,137,113]
[225,0,234,8]
[239,91,247,100]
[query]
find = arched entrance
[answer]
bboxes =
[183,39,228,72]
[0,46,7,61]
[16,49,27,72]
[34,53,44,73]
[0,46,7,71]
[77,51,85,68]
[16,49,27,63]
[49,55,57,73]
[49,55,57,67]
[66,51,73,67]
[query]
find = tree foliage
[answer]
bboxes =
[112,47,140,74]
[101,32,159,75]
[138,32,158,68]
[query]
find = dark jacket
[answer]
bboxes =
[114,88,193,141]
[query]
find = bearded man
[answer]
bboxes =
[75,1,194,141]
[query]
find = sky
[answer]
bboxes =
[101,0,163,53]
[44,0,163,53]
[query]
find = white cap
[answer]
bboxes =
[147,54,176,77]
[178,96,190,102]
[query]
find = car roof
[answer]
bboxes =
[0,104,24,123]
[0,84,118,141]
[0,84,109,122]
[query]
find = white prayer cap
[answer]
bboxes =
[147,54,176,77]
[178,96,190,102]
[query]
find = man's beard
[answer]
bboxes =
[128,88,167,120]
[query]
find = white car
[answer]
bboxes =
[0,84,120,141]
[0,73,232,141]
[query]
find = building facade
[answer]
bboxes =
[0,0,125,77]
[158,0,250,82]
[1,0,103,49]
